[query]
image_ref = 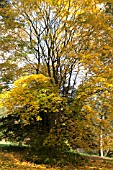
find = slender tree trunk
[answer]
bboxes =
[100,128,104,157]
[99,115,105,157]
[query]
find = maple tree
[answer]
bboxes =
[0,74,66,149]
[0,0,113,157]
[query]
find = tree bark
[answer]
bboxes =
[99,128,104,157]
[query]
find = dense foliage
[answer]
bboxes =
[0,0,113,158]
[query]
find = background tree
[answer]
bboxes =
[75,75,113,156]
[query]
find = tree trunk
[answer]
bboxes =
[99,128,104,157]
[99,115,105,157]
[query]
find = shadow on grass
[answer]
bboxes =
[0,143,27,153]
[0,143,10,147]
[23,147,89,167]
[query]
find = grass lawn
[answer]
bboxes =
[0,144,113,170]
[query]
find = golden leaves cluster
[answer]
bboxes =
[0,74,62,125]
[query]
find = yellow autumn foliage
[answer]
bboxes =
[0,74,62,125]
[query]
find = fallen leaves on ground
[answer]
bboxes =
[0,151,60,170]
[79,156,113,170]
[0,150,113,170]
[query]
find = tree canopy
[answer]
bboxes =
[0,0,112,95]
